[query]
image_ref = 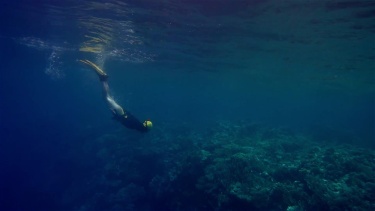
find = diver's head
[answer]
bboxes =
[143,120,153,131]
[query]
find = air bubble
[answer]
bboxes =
[45,49,65,79]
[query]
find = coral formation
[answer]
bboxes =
[62,122,375,210]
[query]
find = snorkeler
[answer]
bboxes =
[79,59,153,133]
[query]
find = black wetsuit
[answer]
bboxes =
[113,111,148,133]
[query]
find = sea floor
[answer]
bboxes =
[60,121,375,211]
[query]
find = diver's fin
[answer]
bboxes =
[79,59,108,81]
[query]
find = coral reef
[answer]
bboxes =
[63,122,375,210]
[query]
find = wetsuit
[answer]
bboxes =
[113,111,148,133]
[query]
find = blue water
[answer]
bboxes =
[1,0,374,210]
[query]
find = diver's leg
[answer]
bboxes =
[101,81,125,116]
[79,59,124,115]
[79,59,108,81]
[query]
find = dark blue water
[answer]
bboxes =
[1,0,374,210]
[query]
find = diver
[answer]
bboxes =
[79,59,153,133]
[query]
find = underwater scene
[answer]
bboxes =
[0,0,374,210]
